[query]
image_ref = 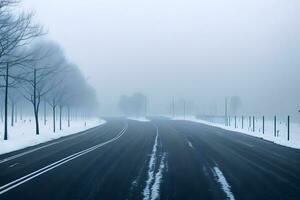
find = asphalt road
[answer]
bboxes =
[0,118,300,200]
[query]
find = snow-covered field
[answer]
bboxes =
[173,116,300,150]
[0,118,106,155]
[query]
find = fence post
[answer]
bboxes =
[262,116,265,134]
[274,116,277,137]
[253,116,255,132]
[287,115,290,141]
[249,116,251,129]
[242,116,244,129]
[235,116,237,128]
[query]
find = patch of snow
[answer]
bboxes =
[131,179,138,187]
[151,153,166,200]
[212,166,235,200]
[172,116,300,150]
[0,118,106,155]
[143,133,159,200]
[187,140,194,149]
[128,117,151,122]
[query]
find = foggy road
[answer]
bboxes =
[0,119,300,200]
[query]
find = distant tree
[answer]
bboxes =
[21,40,65,135]
[230,96,242,115]
[8,88,21,127]
[118,93,147,117]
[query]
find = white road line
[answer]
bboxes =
[0,142,60,164]
[9,163,19,168]
[212,166,235,200]
[0,124,106,164]
[0,123,128,195]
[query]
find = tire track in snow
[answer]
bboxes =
[143,132,159,199]
[150,153,166,200]
[143,125,167,200]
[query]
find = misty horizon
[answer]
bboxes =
[21,0,300,117]
[1,1,300,200]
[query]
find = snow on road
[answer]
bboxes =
[143,133,159,200]
[212,166,235,200]
[0,118,106,155]
[143,130,167,200]
[186,140,194,149]
[128,117,151,122]
[151,153,167,200]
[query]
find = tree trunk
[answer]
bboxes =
[53,106,56,133]
[0,107,3,123]
[33,68,40,135]
[59,105,62,130]
[34,109,39,135]
[67,106,70,127]
[20,103,22,120]
[4,63,9,140]
[44,100,46,125]
[15,104,17,123]
[11,102,14,127]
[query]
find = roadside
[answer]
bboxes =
[172,117,300,150]
[0,118,106,155]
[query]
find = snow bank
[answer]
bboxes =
[128,117,151,122]
[0,118,106,155]
[172,117,300,150]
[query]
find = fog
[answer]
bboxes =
[22,0,300,117]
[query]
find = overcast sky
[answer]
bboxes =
[21,0,300,116]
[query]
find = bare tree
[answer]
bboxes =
[21,41,64,135]
[0,1,43,140]
[46,68,72,132]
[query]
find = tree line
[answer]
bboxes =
[0,0,99,140]
[118,93,147,117]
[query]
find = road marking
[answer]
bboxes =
[0,124,106,164]
[0,142,60,164]
[9,163,19,168]
[0,123,127,195]
[212,166,235,200]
